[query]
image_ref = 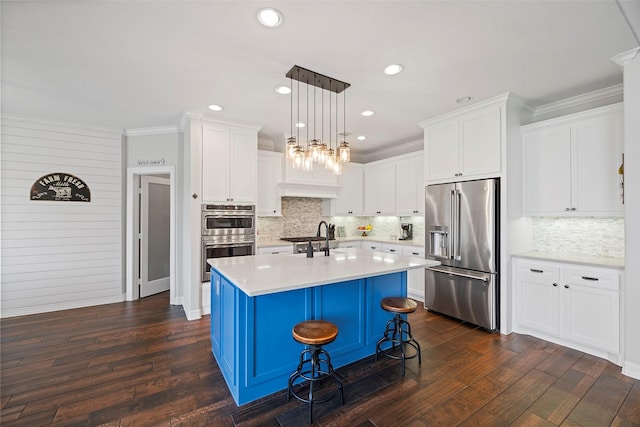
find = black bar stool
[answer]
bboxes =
[375,297,422,376]
[287,320,344,424]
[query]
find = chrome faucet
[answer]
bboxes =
[317,220,330,256]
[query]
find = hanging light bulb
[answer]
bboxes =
[292,69,305,169]
[333,158,342,175]
[325,87,335,170]
[303,149,314,171]
[309,83,320,161]
[286,73,296,159]
[337,89,351,163]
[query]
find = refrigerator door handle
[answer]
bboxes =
[454,189,462,261]
[427,266,491,283]
[449,190,456,260]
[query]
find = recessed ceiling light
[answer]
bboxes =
[295,122,305,128]
[357,135,367,141]
[257,8,283,28]
[361,110,375,117]
[384,64,403,75]
[456,96,472,104]
[208,104,223,111]
[275,86,291,95]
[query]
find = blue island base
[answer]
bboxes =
[210,270,407,406]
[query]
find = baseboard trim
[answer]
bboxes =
[0,294,125,318]
[622,360,640,380]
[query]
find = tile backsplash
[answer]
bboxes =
[256,197,425,242]
[532,217,624,258]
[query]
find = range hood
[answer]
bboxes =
[278,182,338,199]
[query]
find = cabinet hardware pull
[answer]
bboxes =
[553,283,558,287]
[565,207,570,211]
[389,249,396,252]
[530,269,544,273]
[564,285,570,289]
[581,276,599,281]
[412,252,419,255]
[571,207,576,211]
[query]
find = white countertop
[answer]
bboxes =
[513,251,624,269]
[257,237,425,249]
[209,247,439,297]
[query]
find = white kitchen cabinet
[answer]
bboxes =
[402,246,426,302]
[334,163,364,215]
[257,151,282,216]
[513,257,620,361]
[364,162,396,215]
[522,104,623,216]
[257,245,293,255]
[421,103,501,182]
[337,241,361,249]
[395,153,424,215]
[202,123,257,203]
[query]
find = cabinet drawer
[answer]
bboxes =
[563,268,619,291]
[518,262,560,281]
[402,247,425,257]
[382,244,404,255]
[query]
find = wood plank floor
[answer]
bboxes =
[1,292,639,426]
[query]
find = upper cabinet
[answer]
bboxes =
[522,104,623,216]
[257,151,282,216]
[421,103,502,182]
[364,161,396,215]
[202,122,259,203]
[395,153,424,215]
[334,163,364,215]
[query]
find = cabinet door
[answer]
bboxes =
[202,126,230,202]
[563,284,619,353]
[395,157,419,215]
[425,120,460,181]
[363,166,380,214]
[257,152,282,216]
[335,163,363,215]
[228,130,257,203]
[378,163,396,214]
[562,267,619,353]
[523,128,571,214]
[460,107,501,177]
[516,262,561,337]
[403,247,425,301]
[572,115,623,215]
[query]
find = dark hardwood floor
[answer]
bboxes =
[1,292,639,426]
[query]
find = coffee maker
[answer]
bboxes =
[399,223,413,240]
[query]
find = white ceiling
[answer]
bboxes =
[2,1,639,159]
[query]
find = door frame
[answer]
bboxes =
[126,166,177,304]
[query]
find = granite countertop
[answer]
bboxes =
[209,247,439,297]
[513,251,624,269]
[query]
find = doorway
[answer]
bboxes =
[126,166,176,304]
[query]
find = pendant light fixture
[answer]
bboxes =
[284,65,351,175]
[338,89,350,162]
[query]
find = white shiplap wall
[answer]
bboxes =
[1,116,124,317]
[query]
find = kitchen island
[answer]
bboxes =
[208,248,439,405]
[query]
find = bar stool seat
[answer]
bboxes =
[287,320,344,424]
[375,297,421,376]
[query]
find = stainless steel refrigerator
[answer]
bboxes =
[424,178,499,330]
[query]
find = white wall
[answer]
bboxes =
[0,116,123,317]
[617,48,640,379]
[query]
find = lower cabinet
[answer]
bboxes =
[256,245,293,255]
[513,257,621,362]
[402,246,426,302]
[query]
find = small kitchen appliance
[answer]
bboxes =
[399,223,413,240]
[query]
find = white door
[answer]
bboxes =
[140,176,171,298]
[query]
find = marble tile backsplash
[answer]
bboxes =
[532,217,624,258]
[256,197,425,242]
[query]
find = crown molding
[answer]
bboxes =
[418,92,511,128]
[358,139,423,164]
[124,126,179,137]
[611,47,640,67]
[179,110,204,132]
[532,84,624,118]
[522,102,623,132]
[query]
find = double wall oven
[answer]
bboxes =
[201,204,255,282]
